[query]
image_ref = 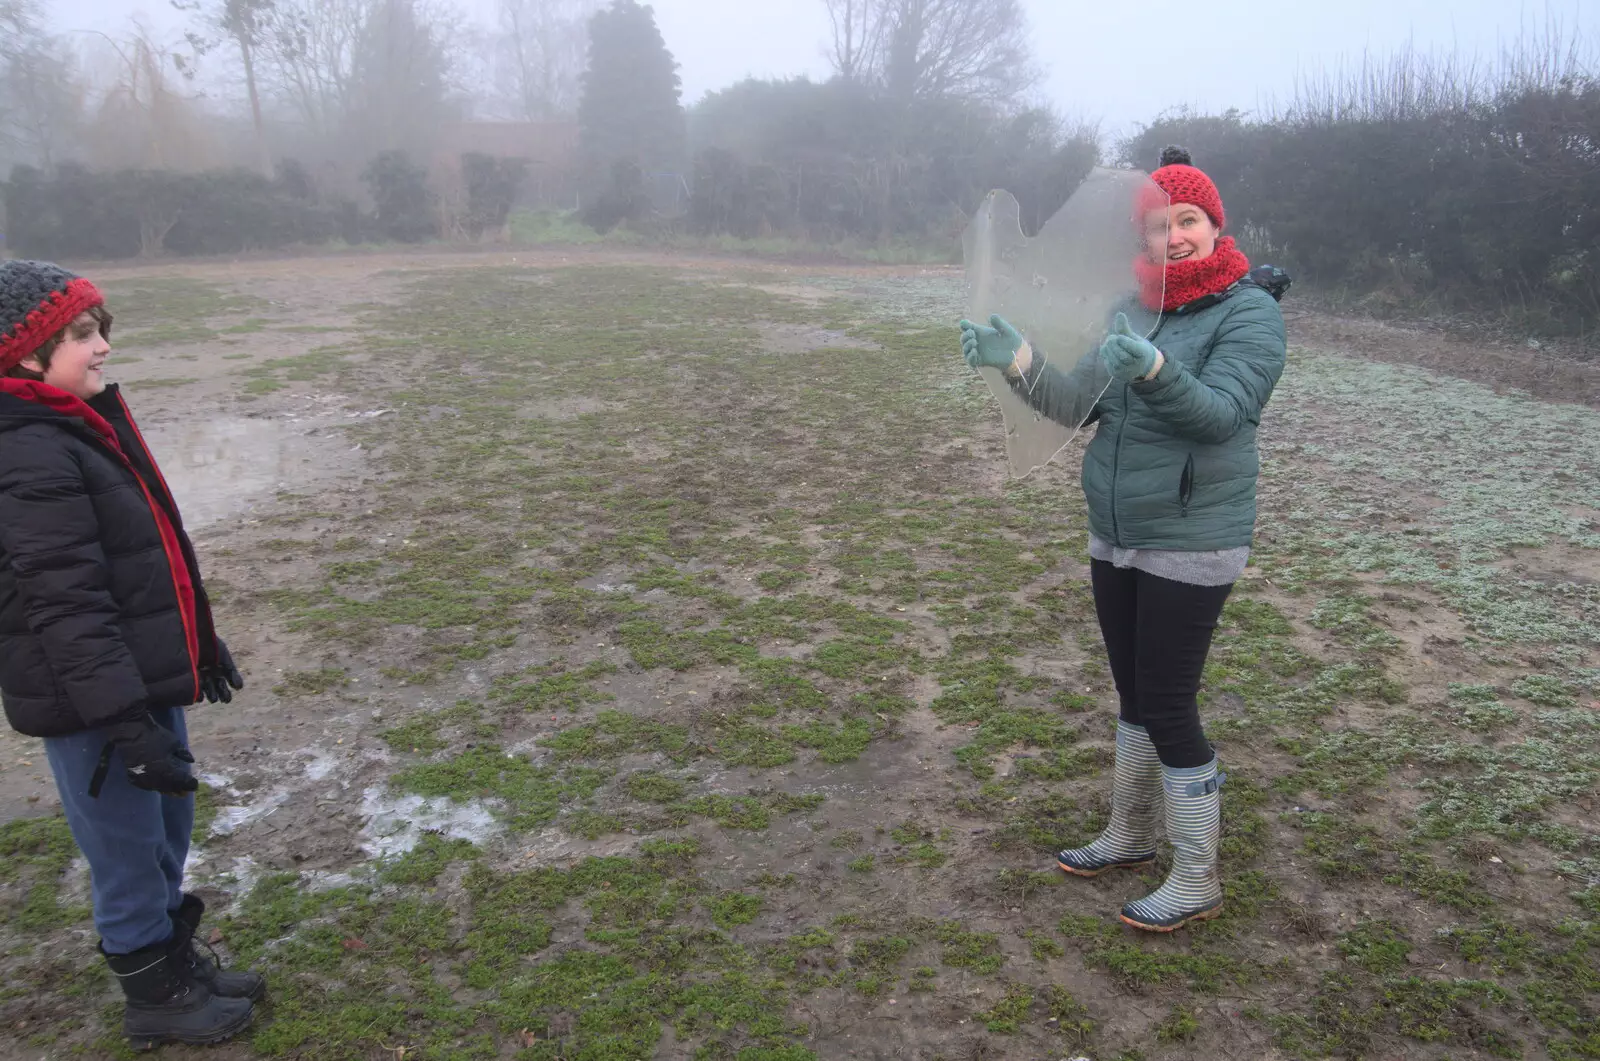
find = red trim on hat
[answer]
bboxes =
[0,278,106,374]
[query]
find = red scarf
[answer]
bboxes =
[1135,236,1251,312]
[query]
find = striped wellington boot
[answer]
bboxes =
[1120,758,1225,932]
[1057,722,1160,877]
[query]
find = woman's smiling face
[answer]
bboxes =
[1143,203,1219,266]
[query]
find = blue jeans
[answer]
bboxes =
[44,706,192,955]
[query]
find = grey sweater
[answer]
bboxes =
[1088,535,1249,587]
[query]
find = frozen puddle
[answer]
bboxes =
[211,790,291,836]
[358,786,501,859]
[143,414,363,528]
[304,752,340,782]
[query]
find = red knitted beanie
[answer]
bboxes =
[1137,146,1225,229]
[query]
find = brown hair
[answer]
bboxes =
[3,305,113,381]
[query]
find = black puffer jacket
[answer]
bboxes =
[0,381,218,737]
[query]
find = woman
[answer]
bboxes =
[958,148,1287,931]
[0,259,261,1046]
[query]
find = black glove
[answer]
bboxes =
[88,714,197,798]
[200,638,245,704]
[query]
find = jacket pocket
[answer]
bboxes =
[1179,454,1195,516]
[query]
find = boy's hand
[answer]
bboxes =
[89,714,197,798]
[200,637,245,704]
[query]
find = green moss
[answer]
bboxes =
[1440,919,1539,974]
[377,833,480,885]
[541,711,693,762]
[935,922,1004,975]
[626,772,689,804]
[1384,853,1495,912]
[1156,1005,1199,1043]
[677,791,822,831]
[1044,985,1096,1046]
[491,658,617,714]
[981,983,1034,1033]
[1058,912,1245,992]
[192,782,220,840]
[1289,811,1390,880]
[272,667,349,697]
[1024,928,1065,961]
[379,714,451,754]
[390,745,608,829]
[1444,683,1520,732]
[708,892,764,929]
[1381,976,1511,1044]
[0,815,87,932]
[1513,674,1579,709]
[1338,921,1411,975]
[1309,594,1402,654]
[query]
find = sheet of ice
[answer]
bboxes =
[357,785,501,858]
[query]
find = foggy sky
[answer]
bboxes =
[45,0,1597,134]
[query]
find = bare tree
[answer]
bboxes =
[0,0,88,168]
[247,0,463,150]
[80,24,216,170]
[821,0,1036,104]
[496,0,596,121]
[255,0,366,134]
[822,0,884,83]
[173,0,277,170]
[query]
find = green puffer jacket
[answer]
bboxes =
[1019,284,1286,550]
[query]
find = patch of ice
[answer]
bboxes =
[357,785,501,858]
[302,870,363,890]
[304,753,339,782]
[211,790,291,836]
[187,855,265,913]
[505,739,552,763]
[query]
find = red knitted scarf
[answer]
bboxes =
[1134,236,1250,312]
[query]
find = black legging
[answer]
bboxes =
[1090,560,1232,768]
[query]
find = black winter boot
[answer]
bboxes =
[174,894,267,1001]
[101,937,254,1050]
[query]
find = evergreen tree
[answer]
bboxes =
[577,0,684,177]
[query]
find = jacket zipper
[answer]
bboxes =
[1180,454,1194,517]
[1110,314,1168,546]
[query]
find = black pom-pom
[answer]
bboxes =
[1159,145,1192,168]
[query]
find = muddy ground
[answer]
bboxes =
[0,246,1596,1061]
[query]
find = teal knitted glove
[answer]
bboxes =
[1098,312,1162,382]
[958,314,1025,372]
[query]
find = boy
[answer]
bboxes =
[0,259,262,1048]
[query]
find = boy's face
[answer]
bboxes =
[25,311,111,400]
